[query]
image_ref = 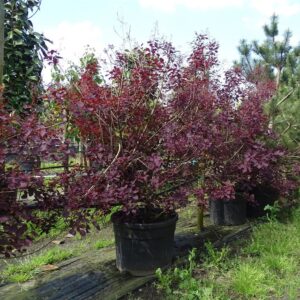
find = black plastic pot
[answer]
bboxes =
[20,156,41,172]
[223,197,246,225]
[247,185,279,218]
[5,153,18,163]
[210,200,224,225]
[0,184,17,216]
[210,196,247,226]
[112,212,178,276]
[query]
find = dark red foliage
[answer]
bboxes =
[0,105,67,256]
[1,34,297,255]
[48,34,289,214]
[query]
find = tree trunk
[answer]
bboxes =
[197,206,204,231]
[275,67,281,89]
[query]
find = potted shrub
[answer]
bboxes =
[165,36,255,229]
[50,35,242,274]
[50,35,287,275]
[167,43,285,227]
[48,40,192,275]
[207,66,286,226]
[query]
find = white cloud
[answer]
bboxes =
[42,21,102,83]
[241,16,266,32]
[290,34,300,47]
[45,21,102,63]
[138,0,243,12]
[139,0,300,16]
[250,0,300,16]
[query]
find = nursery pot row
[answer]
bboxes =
[210,185,280,225]
[111,211,178,276]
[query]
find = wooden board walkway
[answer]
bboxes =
[0,218,252,300]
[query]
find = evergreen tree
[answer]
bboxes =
[236,15,300,150]
[236,14,299,88]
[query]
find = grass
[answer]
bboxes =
[231,262,268,298]
[156,206,300,300]
[2,207,118,284]
[1,236,116,284]
[1,247,74,283]
[94,239,114,249]
[1,204,120,282]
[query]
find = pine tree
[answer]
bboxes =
[236,14,300,150]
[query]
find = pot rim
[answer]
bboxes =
[111,211,178,229]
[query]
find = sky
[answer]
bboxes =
[32,0,300,78]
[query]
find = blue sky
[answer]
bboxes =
[32,0,300,73]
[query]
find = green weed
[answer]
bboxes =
[203,241,229,269]
[264,200,281,221]
[94,239,114,249]
[156,248,225,300]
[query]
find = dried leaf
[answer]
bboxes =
[65,233,75,238]
[52,240,65,245]
[40,264,59,272]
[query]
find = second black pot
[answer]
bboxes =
[210,197,246,226]
[223,197,246,225]
[210,200,224,225]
